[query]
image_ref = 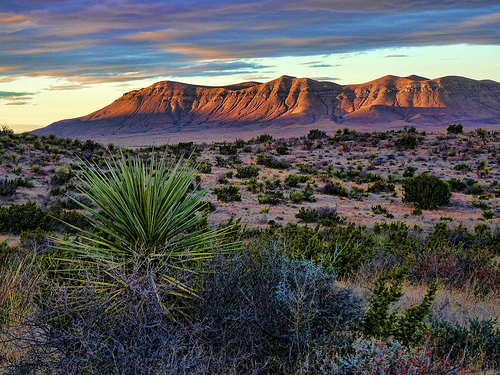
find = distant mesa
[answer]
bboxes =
[33,74,500,141]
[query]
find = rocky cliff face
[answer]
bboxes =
[34,74,500,138]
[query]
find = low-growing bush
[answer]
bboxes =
[321,181,349,197]
[212,185,242,202]
[447,123,463,134]
[402,173,451,209]
[257,190,284,205]
[284,173,309,188]
[235,165,260,179]
[295,207,346,225]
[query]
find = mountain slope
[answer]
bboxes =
[34,75,500,139]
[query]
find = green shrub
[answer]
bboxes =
[0,178,17,196]
[447,178,468,192]
[447,124,463,134]
[402,165,416,178]
[254,133,273,143]
[295,207,345,225]
[307,129,327,139]
[289,184,315,203]
[284,173,309,188]
[236,165,260,179]
[321,181,349,197]
[276,145,289,155]
[31,164,42,174]
[367,180,395,193]
[362,267,438,347]
[402,173,451,209]
[371,204,394,218]
[394,135,417,149]
[197,160,212,174]
[257,190,284,205]
[452,162,469,171]
[256,153,290,169]
[468,182,483,195]
[0,201,51,234]
[218,143,238,155]
[430,319,500,368]
[213,185,242,202]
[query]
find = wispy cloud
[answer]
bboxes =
[0,91,34,99]
[0,0,498,84]
[5,100,30,105]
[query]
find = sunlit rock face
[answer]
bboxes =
[34,75,500,138]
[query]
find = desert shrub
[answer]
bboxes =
[296,163,319,175]
[50,165,73,185]
[326,337,467,374]
[48,205,92,233]
[212,184,242,202]
[49,187,66,196]
[7,246,362,374]
[307,129,327,139]
[256,153,291,169]
[284,173,309,188]
[321,181,349,197]
[0,201,51,234]
[19,227,56,254]
[31,164,42,174]
[295,207,346,225]
[197,160,212,174]
[169,142,199,157]
[254,133,273,143]
[467,182,483,195]
[363,267,438,347]
[0,177,17,196]
[276,145,289,155]
[218,143,237,155]
[257,190,284,205]
[452,162,469,171]
[289,184,315,203]
[272,222,373,276]
[395,134,417,149]
[402,173,451,209]
[402,165,416,178]
[371,204,394,218]
[0,250,38,331]
[367,180,396,193]
[235,165,260,179]
[447,178,468,192]
[430,318,500,369]
[447,123,463,134]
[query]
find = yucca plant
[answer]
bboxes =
[49,150,237,317]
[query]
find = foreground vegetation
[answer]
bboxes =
[0,125,499,374]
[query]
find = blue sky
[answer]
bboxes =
[1,0,499,131]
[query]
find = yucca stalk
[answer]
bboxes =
[50,150,237,317]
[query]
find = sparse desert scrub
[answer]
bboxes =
[0,128,499,373]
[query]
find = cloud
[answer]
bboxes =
[5,101,30,105]
[45,83,89,91]
[0,0,498,85]
[311,76,340,81]
[0,66,20,73]
[385,54,409,58]
[0,12,29,24]
[309,64,341,68]
[0,91,34,99]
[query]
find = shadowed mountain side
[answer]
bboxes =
[33,75,500,142]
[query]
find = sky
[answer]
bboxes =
[1,0,499,132]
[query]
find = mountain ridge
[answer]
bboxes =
[33,74,500,140]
